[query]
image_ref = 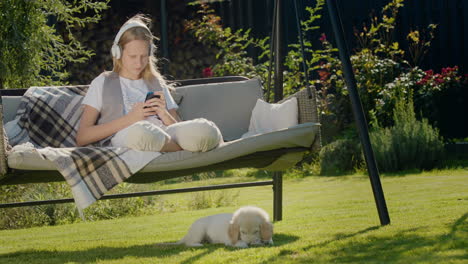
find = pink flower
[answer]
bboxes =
[319,33,327,43]
[202,67,213,78]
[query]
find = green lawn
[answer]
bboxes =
[0,170,467,264]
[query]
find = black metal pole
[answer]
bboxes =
[292,0,312,98]
[274,0,284,102]
[326,0,390,226]
[160,0,169,75]
[272,0,284,221]
[0,181,274,209]
[273,171,283,221]
[265,0,278,102]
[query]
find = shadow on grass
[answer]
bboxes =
[270,233,300,246]
[174,233,299,264]
[325,213,468,263]
[260,225,382,264]
[0,233,299,264]
[261,213,468,264]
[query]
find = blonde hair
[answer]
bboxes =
[112,14,173,89]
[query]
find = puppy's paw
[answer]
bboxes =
[263,239,274,246]
[250,241,263,246]
[234,241,248,248]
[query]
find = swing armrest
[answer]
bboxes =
[293,88,320,124]
[0,96,10,178]
[281,86,321,152]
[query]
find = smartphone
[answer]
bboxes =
[144,92,161,110]
[145,92,161,102]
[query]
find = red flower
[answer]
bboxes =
[434,74,444,85]
[173,36,182,45]
[416,80,427,86]
[424,69,434,76]
[318,70,330,81]
[202,67,213,78]
[441,66,457,75]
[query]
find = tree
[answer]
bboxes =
[0,0,109,89]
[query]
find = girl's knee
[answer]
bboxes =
[160,138,182,152]
[124,121,169,152]
[166,118,222,152]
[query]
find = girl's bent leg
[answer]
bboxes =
[160,138,182,152]
[166,118,223,152]
[116,121,170,152]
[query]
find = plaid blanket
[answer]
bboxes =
[6,86,160,210]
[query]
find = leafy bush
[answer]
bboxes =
[0,0,108,89]
[185,3,267,80]
[188,190,239,210]
[317,0,441,131]
[370,96,444,172]
[186,0,333,101]
[0,177,243,230]
[319,138,363,175]
[0,185,72,229]
[414,66,468,138]
[0,183,155,230]
[316,0,408,131]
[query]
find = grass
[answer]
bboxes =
[0,169,467,263]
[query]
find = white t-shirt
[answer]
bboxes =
[82,74,178,147]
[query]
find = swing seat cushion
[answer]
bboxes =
[7,122,319,173]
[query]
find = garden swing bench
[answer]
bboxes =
[0,0,390,226]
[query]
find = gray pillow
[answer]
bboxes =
[175,78,263,141]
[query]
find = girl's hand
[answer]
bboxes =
[128,102,157,123]
[144,91,168,117]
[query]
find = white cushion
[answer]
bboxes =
[242,97,298,138]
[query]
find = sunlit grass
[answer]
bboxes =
[0,169,466,263]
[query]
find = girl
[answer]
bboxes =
[76,14,222,152]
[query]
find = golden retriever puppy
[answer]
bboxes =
[174,206,273,248]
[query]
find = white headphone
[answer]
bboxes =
[111,21,153,59]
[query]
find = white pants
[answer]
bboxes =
[111,118,223,152]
